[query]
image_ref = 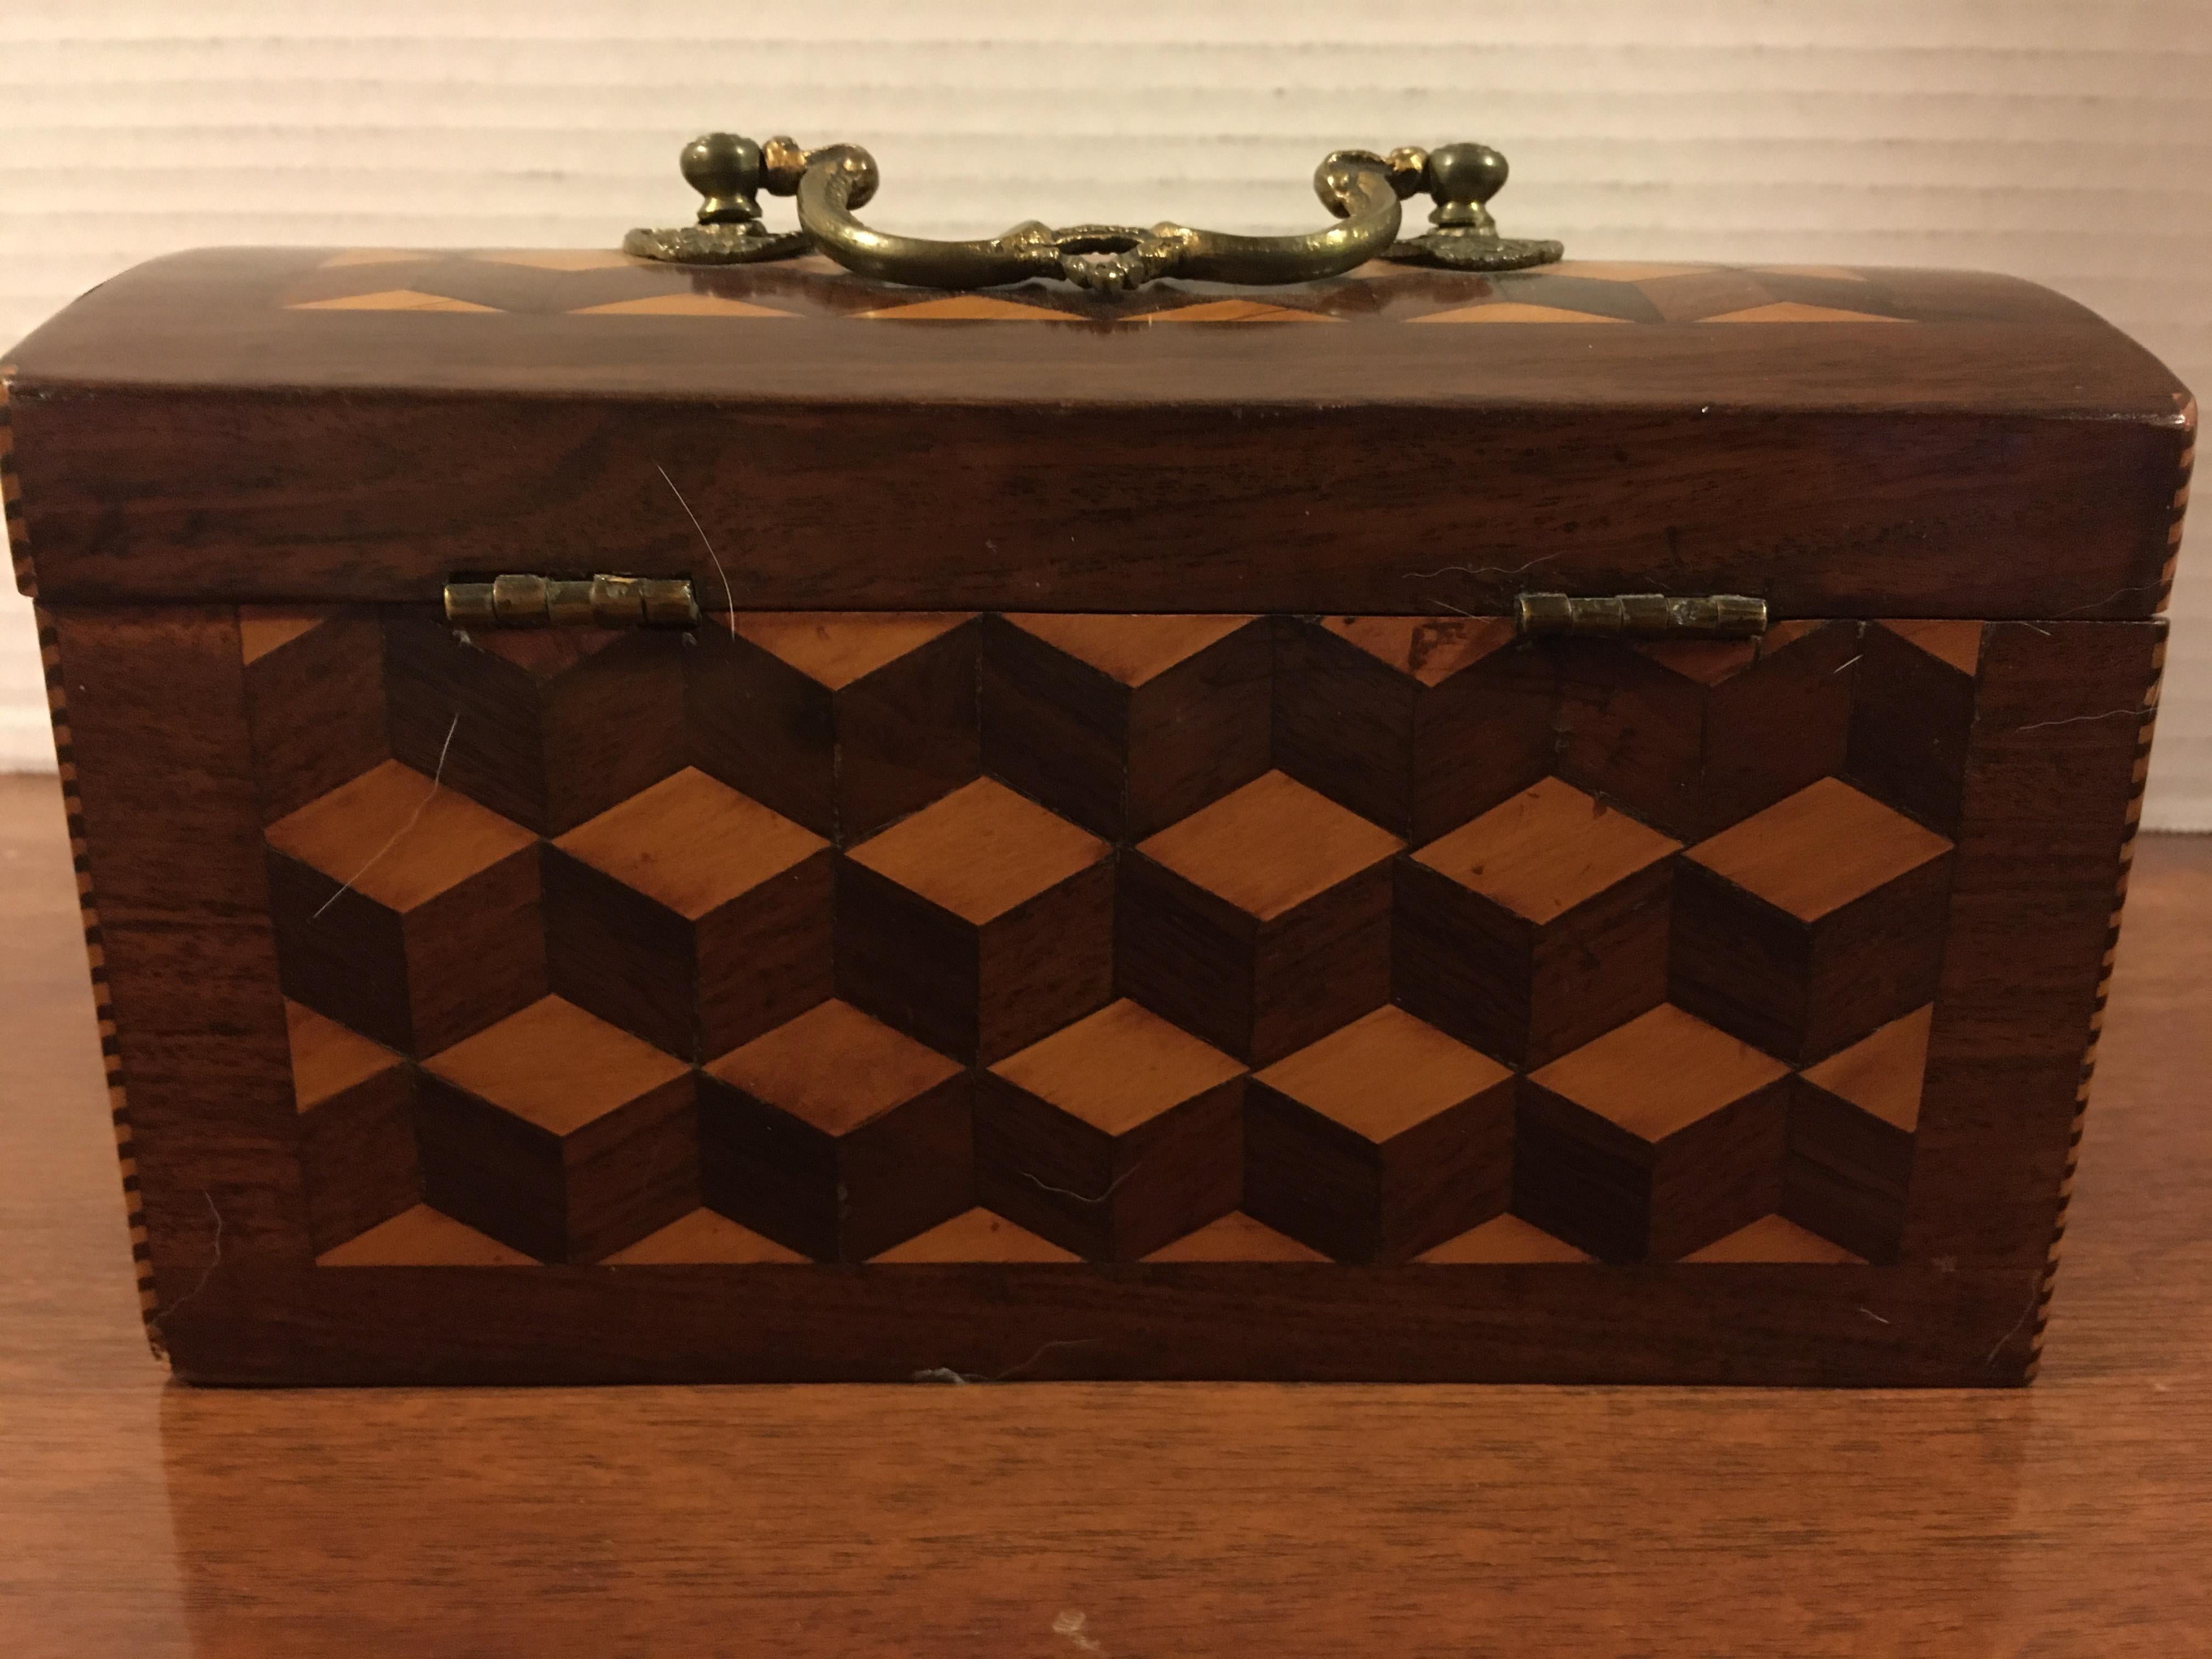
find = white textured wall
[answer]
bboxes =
[2,1,2207,821]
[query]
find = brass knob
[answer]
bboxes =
[1424,142,1512,232]
[1389,142,1562,272]
[622,131,812,265]
[680,132,765,225]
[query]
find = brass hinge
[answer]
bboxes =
[1515,592,1767,639]
[443,574,701,630]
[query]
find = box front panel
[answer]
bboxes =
[47,603,2162,1384]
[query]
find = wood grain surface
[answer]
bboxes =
[35,604,2154,1383]
[4,252,2191,617]
[3,775,2209,1655]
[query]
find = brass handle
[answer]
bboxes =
[624,134,1562,291]
[791,142,1415,294]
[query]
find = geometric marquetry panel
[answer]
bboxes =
[1395,776,1679,1068]
[286,998,415,1256]
[415,995,696,1265]
[265,758,544,1058]
[1672,779,1953,1065]
[1782,1005,1932,1263]
[980,997,1245,1260]
[1122,770,1403,1066]
[1245,1004,1515,1263]
[247,606,1979,1268]
[1517,1005,1792,1263]
[983,613,1269,842]
[546,766,832,1060]
[701,997,971,1262]
[839,776,1114,1065]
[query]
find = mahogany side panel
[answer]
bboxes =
[1904,621,2166,1269]
[47,607,312,1375]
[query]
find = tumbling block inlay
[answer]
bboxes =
[860,295,1077,320]
[1673,778,1954,1063]
[1702,302,1904,325]
[287,999,417,1255]
[1323,616,1516,688]
[1120,770,1403,1064]
[416,996,696,1263]
[1410,301,1632,325]
[1417,1213,1593,1263]
[1634,268,1779,322]
[384,612,687,836]
[1534,261,1709,282]
[871,1207,1079,1263]
[1141,1211,1328,1261]
[315,1203,535,1267]
[979,998,1245,1260]
[1799,1003,1931,1131]
[470,248,642,272]
[699,998,971,1262]
[1679,1214,1864,1262]
[239,608,332,662]
[604,1208,805,1265]
[1881,619,1985,679]
[265,759,545,1056]
[1245,1005,1515,1262]
[1750,264,1872,282]
[1396,776,1679,1068]
[1140,298,1332,323]
[318,249,435,268]
[983,613,1269,840]
[289,289,498,312]
[1551,618,1861,841]
[545,767,832,1059]
[239,605,388,823]
[1273,616,1555,843]
[1781,1003,1930,1263]
[224,600,2029,1286]
[464,249,641,270]
[276,258,1979,330]
[839,778,1113,1063]
[689,612,978,842]
[1847,619,1986,836]
[572,293,794,318]
[1516,1004,1791,1262]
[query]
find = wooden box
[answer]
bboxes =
[2,246,2189,1384]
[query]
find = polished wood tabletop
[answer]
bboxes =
[1,770,2207,1656]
